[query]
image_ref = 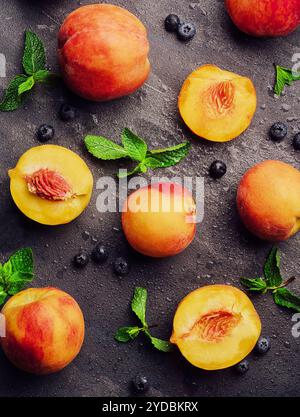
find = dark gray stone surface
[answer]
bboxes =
[0,0,299,397]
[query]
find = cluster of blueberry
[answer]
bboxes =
[164,14,196,42]
[269,122,300,150]
[36,103,77,142]
[73,243,129,277]
[235,336,271,374]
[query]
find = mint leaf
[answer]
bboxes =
[241,278,267,293]
[33,69,54,83]
[121,128,147,162]
[0,75,28,111]
[117,163,147,179]
[1,248,34,298]
[0,289,8,305]
[146,333,173,352]
[264,248,282,288]
[115,326,141,343]
[131,287,147,327]
[18,75,35,95]
[274,65,300,96]
[23,30,46,75]
[84,135,128,160]
[273,288,300,313]
[146,142,191,169]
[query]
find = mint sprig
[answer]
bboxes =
[115,287,173,352]
[0,30,56,112]
[241,248,300,312]
[274,65,300,96]
[0,248,34,304]
[84,128,191,178]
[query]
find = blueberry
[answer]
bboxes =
[292,133,300,150]
[59,103,77,121]
[177,22,196,41]
[131,375,149,395]
[234,360,249,375]
[165,14,181,32]
[113,257,129,276]
[269,122,288,142]
[73,253,89,268]
[92,244,108,264]
[36,124,55,142]
[209,160,227,179]
[255,336,271,354]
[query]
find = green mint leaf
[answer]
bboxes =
[0,289,8,305]
[23,30,46,75]
[121,128,148,162]
[8,248,34,275]
[146,333,173,352]
[33,69,54,83]
[264,248,282,288]
[146,142,191,169]
[274,65,300,96]
[18,75,35,95]
[131,287,147,327]
[0,75,28,111]
[241,278,267,293]
[117,162,148,179]
[2,248,34,295]
[84,135,128,160]
[115,326,141,343]
[273,288,300,313]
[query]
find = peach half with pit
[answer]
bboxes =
[9,145,93,225]
[171,285,261,370]
[1,287,85,375]
[122,182,197,258]
[178,65,257,142]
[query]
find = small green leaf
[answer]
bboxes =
[264,248,282,288]
[241,278,267,293]
[23,30,46,75]
[274,65,300,96]
[117,163,148,179]
[115,326,141,343]
[274,288,300,313]
[84,135,128,160]
[8,248,34,275]
[146,142,191,169]
[18,76,35,95]
[146,333,173,352]
[121,128,148,162]
[0,289,8,305]
[0,75,28,111]
[131,287,147,327]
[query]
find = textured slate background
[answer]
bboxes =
[0,0,299,397]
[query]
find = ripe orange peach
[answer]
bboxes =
[9,145,93,226]
[58,4,150,101]
[1,287,85,375]
[225,0,300,37]
[178,65,257,142]
[237,160,300,241]
[171,285,261,370]
[122,183,197,258]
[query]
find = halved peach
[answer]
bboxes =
[9,145,93,225]
[171,285,261,370]
[178,65,257,142]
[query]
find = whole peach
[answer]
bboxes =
[58,4,150,101]
[225,0,300,37]
[1,287,85,375]
[122,183,197,258]
[237,160,300,241]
